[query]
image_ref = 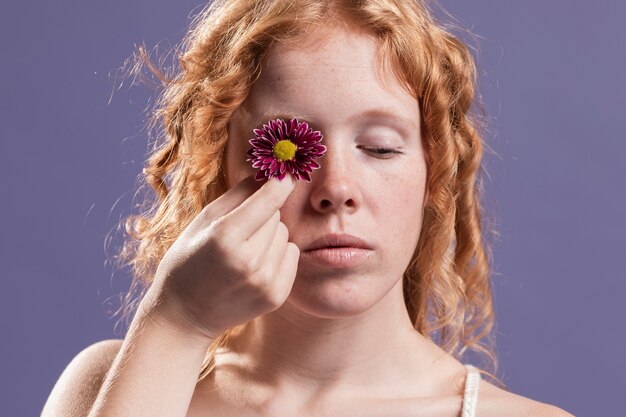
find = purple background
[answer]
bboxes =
[2,1,624,416]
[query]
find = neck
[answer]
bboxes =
[213,279,449,409]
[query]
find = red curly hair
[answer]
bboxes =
[108,0,502,386]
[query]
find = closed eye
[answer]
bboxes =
[357,145,404,155]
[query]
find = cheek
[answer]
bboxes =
[374,176,422,222]
[371,164,426,251]
[374,157,425,209]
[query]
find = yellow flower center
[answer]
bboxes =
[273,140,297,161]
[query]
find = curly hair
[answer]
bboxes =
[108,0,503,387]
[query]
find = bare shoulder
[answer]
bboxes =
[478,381,576,417]
[41,339,124,417]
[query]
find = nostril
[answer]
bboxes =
[319,198,354,209]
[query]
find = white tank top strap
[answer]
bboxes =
[461,364,481,417]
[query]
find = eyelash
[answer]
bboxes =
[358,145,403,156]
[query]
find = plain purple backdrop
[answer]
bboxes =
[1,1,624,416]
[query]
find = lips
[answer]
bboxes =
[302,233,373,252]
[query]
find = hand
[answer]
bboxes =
[141,174,299,341]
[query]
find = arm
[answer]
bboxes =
[41,176,297,417]
[85,304,213,417]
[40,302,213,417]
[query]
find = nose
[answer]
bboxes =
[309,142,361,214]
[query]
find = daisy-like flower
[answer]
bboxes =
[246,118,327,182]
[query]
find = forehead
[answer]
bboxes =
[240,26,420,133]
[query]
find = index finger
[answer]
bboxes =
[218,174,296,239]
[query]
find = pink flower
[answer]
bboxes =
[246,118,327,182]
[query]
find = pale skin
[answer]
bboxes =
[41,25,573,417]
[186,26,571,416]
[198,26,448,414]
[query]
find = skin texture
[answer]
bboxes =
[191,24,572,417]
[228,29,427,322]
[40,22,572,417]
[209,25,471,414]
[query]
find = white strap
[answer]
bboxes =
[461,364,481,417]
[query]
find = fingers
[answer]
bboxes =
[261,220,290,267]
[200,174,261,222]
[255,225,299,305]
[274,242,300,297]
[219,174,296,240]
[244,210,281,261]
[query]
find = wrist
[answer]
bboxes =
[136,293,218,350]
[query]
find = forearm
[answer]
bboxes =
[87,302,212,417]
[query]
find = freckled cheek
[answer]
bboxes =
[374,174,425,240]
[374,179,416,216]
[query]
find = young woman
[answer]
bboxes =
[42,1,573,416]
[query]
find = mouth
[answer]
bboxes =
[302,233,373,252]
[301,247,373,268]
[310,244,353,249]
[301,233,374,268]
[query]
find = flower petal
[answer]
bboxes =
[246,117,327,182]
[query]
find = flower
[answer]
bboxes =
[246,118,327,182]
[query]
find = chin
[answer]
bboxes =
[282,269,394,319]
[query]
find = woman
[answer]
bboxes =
[42,0,574,416]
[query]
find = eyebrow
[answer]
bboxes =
[250,107,418,133]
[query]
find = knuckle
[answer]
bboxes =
[251,270,279,302]
[242,253,262,275]
[207,218,234,250]
[261,285,282,308]
[199,204,216,221]
[254,264,276,284]
[267,293,284,308]
[208,217,228,239]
